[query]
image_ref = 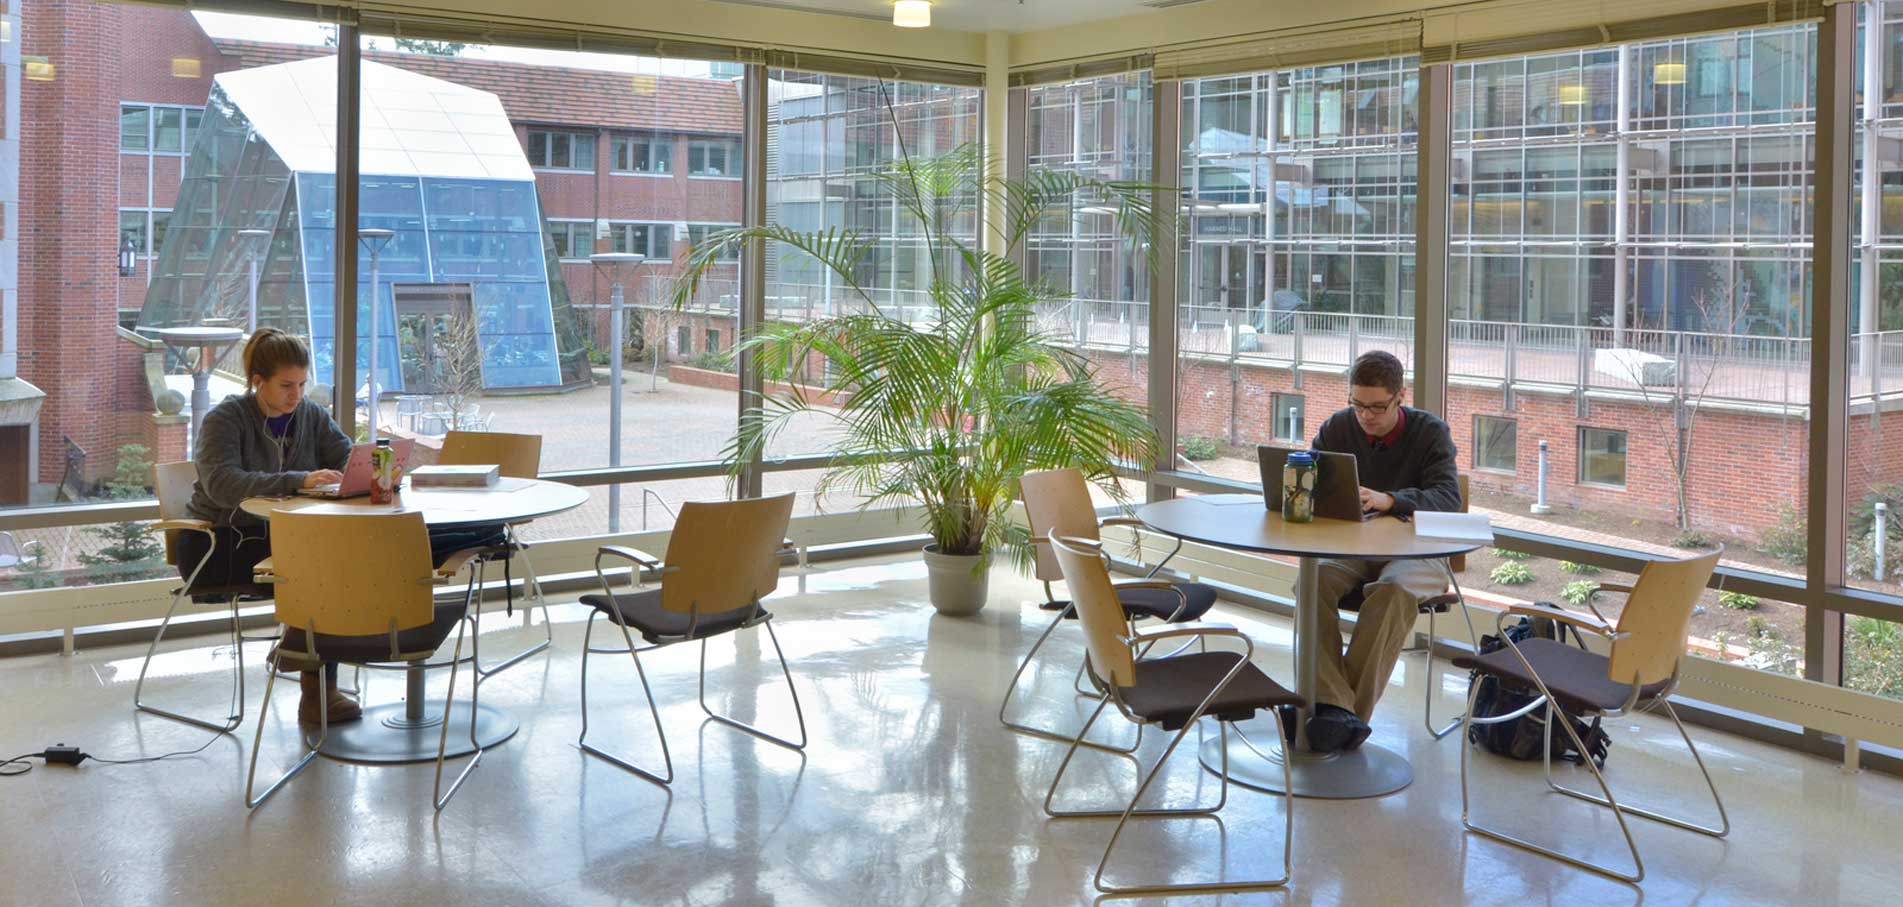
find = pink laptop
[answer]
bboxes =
[298,438,416,498]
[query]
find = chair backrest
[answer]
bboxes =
[659,494,795,616]
[439,431,542,479]
[1020,468,1099,583]
[155,461,198,566]
[1049,531,1137,689]
[1608,547,1722,687]
[268,510,437,638]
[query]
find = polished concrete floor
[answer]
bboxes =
[2,553,1899,907]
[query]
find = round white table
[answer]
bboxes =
[243,477,589,764]
[1137,493,1479,799]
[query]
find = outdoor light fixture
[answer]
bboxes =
[1653,61,1687,85]
[118,235,137,277]
[893,0,931,28]
[1558,83,1587,106]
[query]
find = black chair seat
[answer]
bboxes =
[278,602,468,667]
[579,589,769,644]
[188,583,275,603]
[1454,637,1671,714]
[1118,582,1218,621]
[1118,651,1303,731]
[1338,588,1458,614]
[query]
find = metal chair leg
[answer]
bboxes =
[472,549,554,678]
[135,586,246,733]
[1044,699,1225,821]
[577,611,673,786]
[1459,673,1645,884]
[697,618,807,751]
[999,603,1141,755]
[1422,565,1478,740]
[433,610,483,811]
[245,655,325,810]
[1540,698,1729,838]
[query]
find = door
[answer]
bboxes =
[392,283,477,395]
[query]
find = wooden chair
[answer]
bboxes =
[244,510,488,811]
[131,461,271,733]
[1043,531,1301,896]
[578,494,805,786]
[1001,468,1221,751]
[1337,474,1476,738]
[1454,546,1728,884]
[438,430,549,677]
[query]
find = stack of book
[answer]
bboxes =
[409,464,500,488]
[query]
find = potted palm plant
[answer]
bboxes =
[670,143,1164,615]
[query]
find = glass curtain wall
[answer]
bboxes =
[0,4,329,592]
[1173,57,1419,480]
[763,69,982,462]
[1442,24,1817,674]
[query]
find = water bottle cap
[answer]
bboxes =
[375,438,391,446]
[1288,450,1314,465]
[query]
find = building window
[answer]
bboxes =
[705,329,721,354]
[527,129,596,171]
[1271,393,1304,442]
[687,224,738,260]
[119,208,172,258]
[120,106,149,151]
[677,325,693,356]
[1474,415,1517,473]
[688,138,739,176]
[548,220,594,261]
[1578,427,1627,488]
[612,133,672,174]
[609,222,670,259]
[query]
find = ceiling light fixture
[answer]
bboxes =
[1653,61,1687,85]
[893,0,931,28]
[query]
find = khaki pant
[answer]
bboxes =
[1312,558,1450,722]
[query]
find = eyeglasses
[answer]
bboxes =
[1348,394,1400,415]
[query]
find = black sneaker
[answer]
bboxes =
[1342,715,1373,750]
[1305,704,1357,753]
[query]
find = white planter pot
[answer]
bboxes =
[922,545,989,616]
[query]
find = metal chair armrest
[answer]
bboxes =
[1098,517,1144,529]
[1590,582,1636,596]
[1109,579,1179,593]
[1122,621,1246,647]
[598,544,663,570]
[1502,602,1625,640]
[153,518,214,535]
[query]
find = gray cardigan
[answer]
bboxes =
[187,394,353,528]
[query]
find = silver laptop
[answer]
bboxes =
[299,438,415,499]
[1256,445,1373,521]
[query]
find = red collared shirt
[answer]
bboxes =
[1366,406,1406,450]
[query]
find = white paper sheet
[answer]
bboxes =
[1413,511,1494,543]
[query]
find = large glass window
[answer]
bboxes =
[1176,58,1418,483]
[611,132,672,174]
[1849,2,1903,605]
[688,138,740,176]
[527,129,597,171]
[1445,23,1817,676]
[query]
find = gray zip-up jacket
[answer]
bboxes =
[187,394,353,528]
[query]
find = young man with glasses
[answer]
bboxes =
[1303,350,1462,752]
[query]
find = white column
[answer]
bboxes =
[0,8,19,381]
[983,31,1010,263]
[1862,0,1884,374]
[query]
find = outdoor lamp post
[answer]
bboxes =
[156,325,244,450]
[590,251,645,533]
[237,228,272,334]
[118,235,137,277]
[358,227,397,442]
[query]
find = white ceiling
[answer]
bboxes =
[704,0,1184,33]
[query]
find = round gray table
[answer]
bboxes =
[243,477,589,763]
[1137,493,1479,799]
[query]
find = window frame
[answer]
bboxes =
[1473,414,1519,474]
[526,128,598,172]
[611,132,674,175]
[1271,392,1305,442]
[1576,426,1629,489]
[547,218,596,262]
[688,137,742,178]
[687,223,741,261]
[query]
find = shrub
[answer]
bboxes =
[1558,560,1600,575]
[1846,615,1903,699]
[1718,590,1760,611]
[1560,580,1597,606]
[1490,562,1535,585]
[686,350,735,374]
[1847,530,1887,582]
[1491,547,1531,561]
[1850,481,1903,541]
[1672,529,1715,550]
[1758,504,1807,567]
[1180,436,1221,462]
[586,346,609,366]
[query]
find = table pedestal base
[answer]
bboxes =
[1199,734,1412,799]
[318,701,517,764]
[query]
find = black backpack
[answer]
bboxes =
[1466,611,1611,768]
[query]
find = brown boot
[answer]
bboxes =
[298,669,363,726]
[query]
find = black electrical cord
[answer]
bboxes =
[0,752,38,777]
